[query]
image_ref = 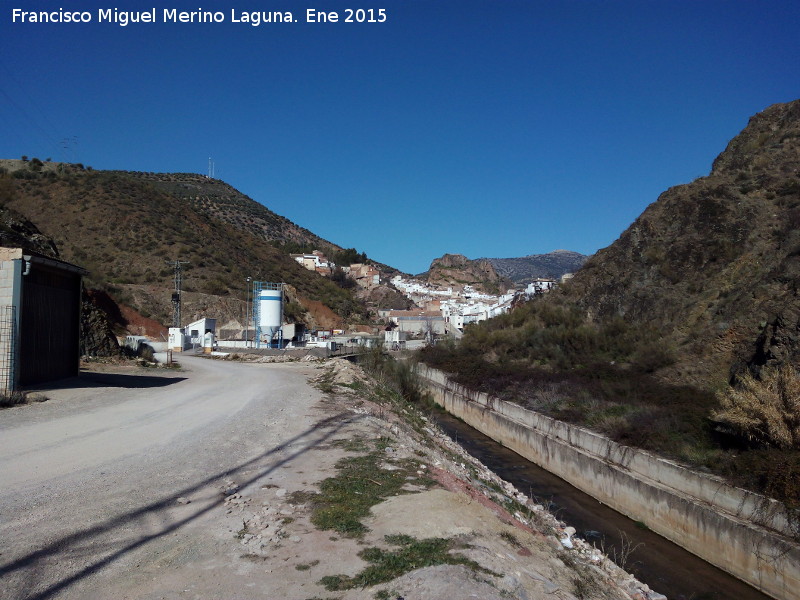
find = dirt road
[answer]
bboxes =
[0,356,649,600]
[0,356,354,599]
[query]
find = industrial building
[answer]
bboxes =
[382,310,446,336]
[185,318,217,345]
[0,247,88,391]
[168,317,217,352]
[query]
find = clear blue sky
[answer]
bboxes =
[2,0,798,274]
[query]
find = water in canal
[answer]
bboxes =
[432,410,773,600]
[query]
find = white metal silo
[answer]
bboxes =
[254,282,283,347]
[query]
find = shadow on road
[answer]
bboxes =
[29,371,187,391]
[0,411,360,600]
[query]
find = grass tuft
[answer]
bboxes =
[310,445,433,537]
[319,534,491,591]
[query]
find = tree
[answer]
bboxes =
[331,267,356,289]
[333,247,367,266]
[423,316,438,345]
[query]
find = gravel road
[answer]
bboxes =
[0,356,345,600]
[1,356,651,600]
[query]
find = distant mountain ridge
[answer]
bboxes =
[481,250,589,283]
[417,249,587,293]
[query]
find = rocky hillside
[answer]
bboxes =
[564,99,800,388]
[419,250,587,291]
[429,97,800,395]
[421,253,510,294]
[421,100,800,508]
[0,161,370,331]
[0,198,119,357]
[0,179,59,257]
[483,250,588,284]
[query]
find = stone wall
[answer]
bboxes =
[416,364,800,600]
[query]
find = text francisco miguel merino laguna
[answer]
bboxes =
[11,7,389,26]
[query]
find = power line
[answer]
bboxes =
[0,87,63,159]
[0,63,68,160]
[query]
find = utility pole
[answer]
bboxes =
[245,276,251,347]
[166,260,190,328]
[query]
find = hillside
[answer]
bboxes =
[0,196,59,259]
[0,161,369,331]
[114,171,341,252]
[483,250,588,284]
[0,198,119,356]
[421,99,800,508]
[117,171,406,279]
[564,99,800,388]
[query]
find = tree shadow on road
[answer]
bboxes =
[0,411,361,600]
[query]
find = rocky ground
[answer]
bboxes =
[210,357,665,600]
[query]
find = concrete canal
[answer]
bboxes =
[433,410,773,600]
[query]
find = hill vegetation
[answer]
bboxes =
[0,160,369,328]
[421,99,800,509]
[115,170,341,253]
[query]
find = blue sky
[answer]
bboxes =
[2,1,798,274]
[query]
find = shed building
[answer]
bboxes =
[0,247,88,391]
[183,318,217,347]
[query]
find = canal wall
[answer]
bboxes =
[416,364,800,600]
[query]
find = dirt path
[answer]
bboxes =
[0,356,656,600]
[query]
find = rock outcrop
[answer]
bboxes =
[424,253,509,293]
[81,291,122,357]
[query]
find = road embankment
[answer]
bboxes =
[416,363,800,600]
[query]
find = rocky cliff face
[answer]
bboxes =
[563,99,800,386]
[423,253,509,293]
[81,291,123,357]
[0,204,59,258]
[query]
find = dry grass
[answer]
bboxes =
[714,364,800,449]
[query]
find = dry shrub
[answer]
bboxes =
[714,364,800,449]
[0,391,28,408]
